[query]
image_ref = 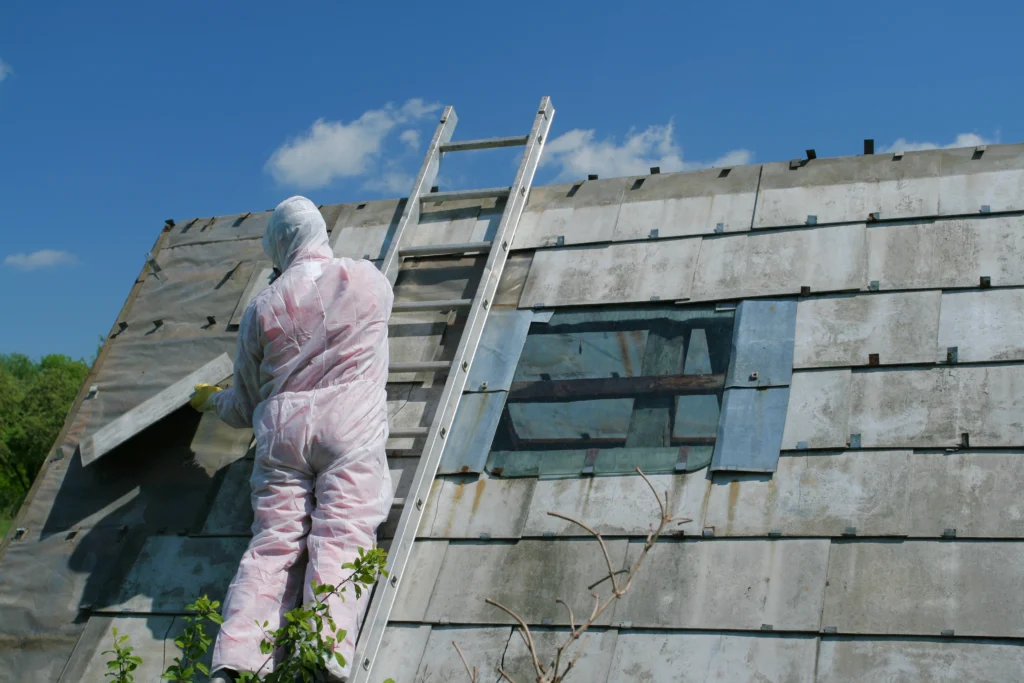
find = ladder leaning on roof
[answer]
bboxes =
[351,96,555,682]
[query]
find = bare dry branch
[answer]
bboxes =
[635,466,667,520]
[453,640,477,683]
[546,511,619,594]
[496,666,517,682]
[486,599,545,678]
[555,598,576,635]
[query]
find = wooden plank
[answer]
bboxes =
[507,373,725,402]
[78,353,233,466]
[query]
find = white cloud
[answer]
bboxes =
[399,129,420,150]
[363,171,415,195]
[880,132,995,153]
[265,98,440,189]
[0,58,11,84]
[4,249,76,270]
[541,121,753,181]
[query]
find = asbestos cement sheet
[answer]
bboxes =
[612,165,760,241]
[705,451,914,537]
[607,631,817,683]
[405,200,483,249]
[513,178,627,249]
[954,363,1024,447]
[167,210,273,247]
[617,538,830,630]
[426,474,536,538]
[937,143,1024,216]
[522,471,708,537]
[386,382,443,451]
[780,369,853,450]
[465,309,534,392]
[823,540,1024,637]
[937,289,1024,363]
[503,627,618,683]
[98,535,249,613]
[519,238,702,308]
[329,199,404,260]
[199,456,254,535]
[867,215,1024,290]
[690,224,868,302]
[726,299,798,388]
[391,540,448,622]
[710,387,790,473]
[753,153,941,229]
[816,636,1024,683]
[848,367,960,448]
[387,311,449,383]
[423,539,629,626]
[78,353,234,466]
[368,625,432,683]
[4,635,81,683]
[794,291,942,368]
[228,261,274,327]
[412,626,514,682]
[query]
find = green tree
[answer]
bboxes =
[0,353,90,521]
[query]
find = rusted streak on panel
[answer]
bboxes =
[507,373,725,402]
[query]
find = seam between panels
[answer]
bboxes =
[749,164,765,231]
[812,539,835,681]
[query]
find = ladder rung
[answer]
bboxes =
[391,497,406,509]
[389,427,429,439]
[421,187,511,203]
[399,241,493,258]
[391,299,473,313]
[390,360,452,373]
[438,135,529,153]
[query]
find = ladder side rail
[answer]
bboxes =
[379,107,458,285]
[352,96,554,682]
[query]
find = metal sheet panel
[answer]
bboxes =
[607,631,817,683]
[726,299,798,388]
[618,538,829,630]
[705,451,914,537]
[823,540,1024,637]
[423,539,629,625]
[98,535,249,613]
[710,387,790,473]
[937,143,1024,216]
[166,210,273,247]
[368,625,432,683]
[522,472,708,537]
[937,289,1024,363]
[465,309,534,392]
[391,540,448,621]
[816,637,1024,683]
[848,367,959,448]
[426,474,536,539]
[690,224,868,302]
[513,178,627,249]
[518,238,702,308]
[78,354,234,466]
[412,626,514,682]
[329,199,404,260]
[753,153,941,229]
[867,215,1024,290]
[780,370,853,449]
[794,291,942,368]
[503,627,618,683]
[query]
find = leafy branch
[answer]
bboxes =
[102,628,142,683]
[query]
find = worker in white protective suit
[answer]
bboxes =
[190,196,394,682]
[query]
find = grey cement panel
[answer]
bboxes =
[188,409,253,472]
[99,535,249,614]
[392,540,448,621]
[1,634,82,683]
[704,451,914,537]
[848,367,960,448]
[387,312,447,383]
[405,200,483,249]
[513,178,628,249]
[503,627,618,683]
[519,238,701,308]
[228,262,273,327]
[369,625,432,683]
[937,144,1024,216]
[753,153,941,228]
[617,538,829,631]
[607,631,817,683]
[412,626,514,683]
[386,382,442,451]
[823,540,1024,637]
[394,255,485,305]
[816,637,1024,683]
[954,363,1024,447]
[426,474,535,539]
[937,289,1024,363]
[781,370,853,449]
[78,354,233,466]
[423,539,629,626]
[793,291,942,368]
[690,224,868,302]
[199,456,254,535]
[522,472,707,537]
[867,215,1024,290]
[329,199,405,260]
[166,210,272,247]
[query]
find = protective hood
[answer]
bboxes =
[262,196,333,271]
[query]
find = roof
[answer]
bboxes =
[4,140,1024,681]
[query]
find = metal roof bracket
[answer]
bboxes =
[849,433,862,449]
[947,346,958,364]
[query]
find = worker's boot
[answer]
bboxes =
[209,669,237,683]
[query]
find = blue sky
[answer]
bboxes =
[1,0,1020,361]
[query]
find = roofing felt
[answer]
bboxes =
[3,141,1024,681]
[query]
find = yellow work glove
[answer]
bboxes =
[190,383,222,412]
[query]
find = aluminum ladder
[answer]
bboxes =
[351,96,555,682]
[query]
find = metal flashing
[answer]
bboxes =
[711,386,790,472]
[725,299,798,388]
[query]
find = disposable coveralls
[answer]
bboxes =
[205,196,394,680]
